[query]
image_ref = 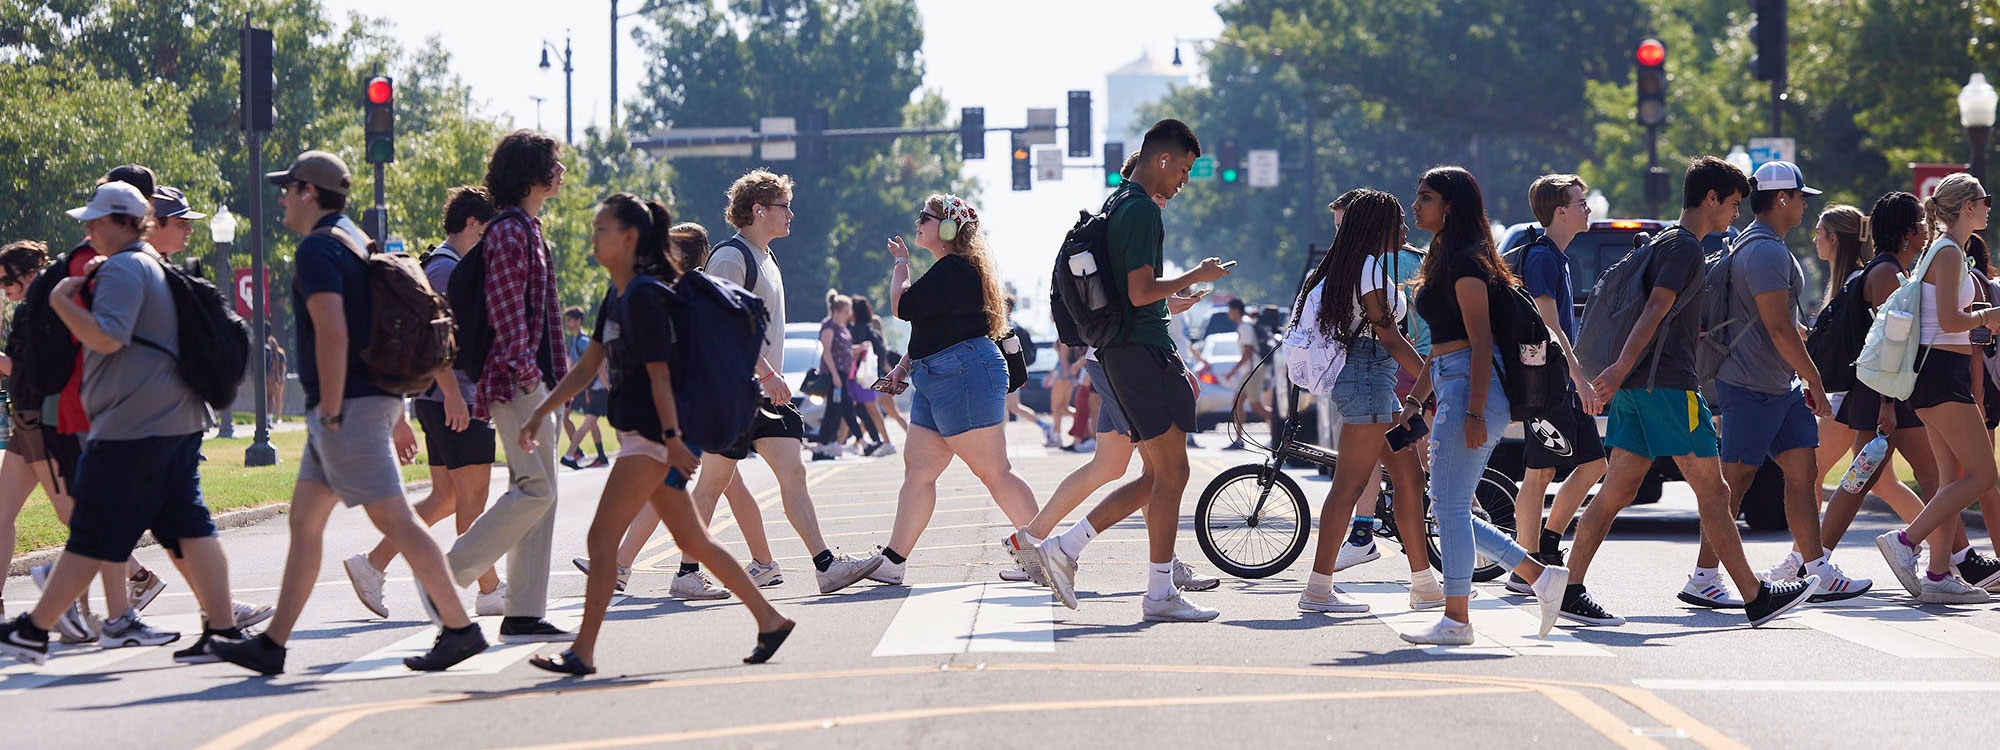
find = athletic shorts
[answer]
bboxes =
[4,420,80,494]
[1080,359,1131,437]
[1603,388,1718,461]
[1836,380,1921,430]
[1907,347,1976,410]
[1096,343,1197,442]
[65,433,211,562]
[717,399,808,461]
[1713,381,1818,465]
[299,396,408,507]
[1522,391,1606,470]
[616,431,702,490]
[412,398,497,470]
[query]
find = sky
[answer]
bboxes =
[316,0,1227,295]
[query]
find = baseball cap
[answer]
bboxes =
[151,186,207,220]
[103,164,158,199]
[66,182,152,222]
[264,150,352,196]
[1751,161,1821,195]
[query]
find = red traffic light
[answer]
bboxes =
[366,77,393,105]
[1635,39,1665,67]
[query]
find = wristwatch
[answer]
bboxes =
[319,411,343,427]
[661,428,680,440]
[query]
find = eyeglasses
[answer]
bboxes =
[759,202,793,213]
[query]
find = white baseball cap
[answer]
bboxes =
[1751,160,1822,196]
[66,182,152,221]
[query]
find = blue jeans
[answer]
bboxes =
[1427,348,1530,597]
[910,337,1008,438]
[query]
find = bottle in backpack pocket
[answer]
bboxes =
[1839,432,1890,494]
[1519,341,1548,367]
[1066,252,1110,310]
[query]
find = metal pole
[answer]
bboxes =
[610,1,618,130]
[1646,128,1661,219]
[212,240,235,439]
[563,36,575,144]
[245,125,276,467]
[1973,124,1992,249]
[1771,80,1783,138]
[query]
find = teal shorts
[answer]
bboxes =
[1604,388,1718,460]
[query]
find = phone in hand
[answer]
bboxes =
[1973,326,1994,346]
[1385,413,1430,453]
[872,376,908,396]
[1218,259,1239,269]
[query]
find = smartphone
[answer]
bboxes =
[1385,414,1430,453]
[872,376,908,396]
[1218,259,1239,269]
[1973,326,1994,346]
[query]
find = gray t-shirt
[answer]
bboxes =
[708,234,786,370]
[81,243,214,440]
[1717,221,1807,394]
[416,242,479,405]
[1621,226,1707,392]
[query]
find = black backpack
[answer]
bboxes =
[1807,254,1896,393]
[6,246,88,409]
[1051,190,1140,347]
[99,251,251,412]
[1491,279,1568,421]
[448,209,528,380]
[660,271,769,449]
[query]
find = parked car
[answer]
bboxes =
[781,337,826,433]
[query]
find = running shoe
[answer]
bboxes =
[1955,550,2000,591]
[1760,550,1805,583]
[343,553,389,618]
[1745,576,1819,627]
[873,442,898,458]
[1559,585,1625,626]
[1297,589,1369,613]
[1803,562,1872,603]
[211,633,287,675]
[1333,539,1380,572]
[497,617,573,644]
[560,454,583,470]
[998,568,1031,582]
[1918,573,1992,605]
[571,557,631,593]
[98,611,180,649]
[1224,439,1246,451]
[670,571,732,601]
[1528,565,1570,637]
[52,603,96,644]
[172,626,246,664]
[1399,617,1474,646]
[475,582,509,617]
[816,553,885,594]
[1172,559,1221,592]
[1678,575,1746,609]
[1036,538,1080,610]
[405,625,489,671]
[0,614,50,665]
[128,569,167,612]
[1875,530,1925,596]
[1141,590,1219,622]
[232,601,275,629]
[747,560,784,588]
[1002,532,1048,587]
[863,553,904,585]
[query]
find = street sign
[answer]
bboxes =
[1036,147,1063,182]
[1025,108,1057,146]
[636,127,755,158]
[1746,137,1795,170]
[760,117,796,161]
[1913,163,1969,200]
[1247,149,1280,188]
[233,268,267,319]
[1190,156,1215,181]
[384,236,405,255]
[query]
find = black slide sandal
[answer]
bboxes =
[529,649,596,675]
[744,621,795,664]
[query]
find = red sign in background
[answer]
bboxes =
[233,268,268,319]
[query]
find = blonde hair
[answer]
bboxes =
[1926,172,1986,236]
[924,194,1007,339]
[1817,204,1869,307]
[825,289,851,313]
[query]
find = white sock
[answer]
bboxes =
[1822,547,1836,560]
[1016,529,1044,549]
[1307,571,1333,596]
[1804,556,1831,578]
[1438,615,1468,629]
[1691,566,1719,580]
[1057,520,1098,560]
[1146,561,1175,600]
[1411,568,1439,588]
[1952,546,1972,565]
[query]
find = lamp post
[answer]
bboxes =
[1587,189,1610,219]
[540,33,574,143]
[209,205,238,439]
[1960,74,1997,186]
[1726,145,1754,177]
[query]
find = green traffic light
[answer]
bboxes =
[1222,169,1239,182]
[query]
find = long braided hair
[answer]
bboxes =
[1293,189,1403,345]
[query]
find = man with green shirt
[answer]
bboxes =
[1035,119,1233,622]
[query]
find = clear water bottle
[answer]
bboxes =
[1840,431,1891,494]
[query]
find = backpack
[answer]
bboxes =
[1281,283,1348,394]
[662,270,769,449]
[1691,228,1764,395]
[1806,257,1893,392]
[314,226,457,395]
[1490,279,1568,421]
[7,246,88,409]
[102,250,251,412]
[1014,324,1038,367]
[1051,190,1141,347]
[1574,226,1704,389]
[1856,238,1951,399]
[447,209,529,380]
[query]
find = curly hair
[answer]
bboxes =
[1870,192,1927,257]
[483,130,562,208]
[924,194,1007,339]
[724,169,795,229]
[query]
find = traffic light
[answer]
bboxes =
[1635,38,1667,129]
[959,107,984,160]
[239,26,275,132]
[1218,138,1240,185]
[1010,132,1031,191]
[363,75,395,164]
[1103,141,1125,187]
[1067,90,1092,158]
[1749,0,1787,83]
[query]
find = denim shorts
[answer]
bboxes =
[1327,337,1401,425]
[1713,381,1818,465]
[911,337,1008,438]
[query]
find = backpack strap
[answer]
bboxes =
[712,237,760,292]
[310,224,370,260]
[1639,226,1705,390]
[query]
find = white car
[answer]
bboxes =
[781,337,826,433]
[1196,332,1254,427]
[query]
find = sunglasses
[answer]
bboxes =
[916,211,943,224]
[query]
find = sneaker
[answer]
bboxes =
[52,604,96,644]
[670,571,732,600]
[1399,617,1474,646]
[810,447,838,461]
[497,617,573,644]
[475,583,509,617]
[864,554,905,585]
[1036,538,1080,610]
[211,633,287,675]
[1141,590,1220,622]
[405,625,490,671]
[1875,530,1925,596]
[998,568,1031,582]
[1559,586,1625,626]
[874,442,898,458]
[747,560,784,588]
[1172,559,1221,592]
[98,611,180,649]
[1677,575,1746,609]
[232,601,275,629]
[571,557,631,593]
[1333,539,1380,572]
[1298,589,1369,613]
[1187,434,1200,448]
[1002,533,1048,587]
[1224,439,1246,451]
[1070,439,1097,453]
[343,553,389,618]
[1744,576,1819,627]
[560,454,583,470]
[29,562,51,590]
[172,626,246,664]
[588,455,610,468]
[1804,562,1872,603]
[1504,573,1534,596]
[1955,550,2000,591]
[1760,550,1805,583]
[1041,422,1060,448]
[128,569,167,612]
[1409,572,1446,611]
[1917,572,1991,604]
[816,553,885,594]
[0,614,51,666]
[1528,566,1570,637]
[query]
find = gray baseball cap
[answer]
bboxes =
[264,150,352,196]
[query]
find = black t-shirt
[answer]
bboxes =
[1623,226,1706,391]
[897,253,990,360]
[1413,248,1492,346]
[293,213,390,408]
[594,276,679,440]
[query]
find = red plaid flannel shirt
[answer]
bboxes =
[472,212,568,419]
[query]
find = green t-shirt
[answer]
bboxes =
[1106,183,1175,351]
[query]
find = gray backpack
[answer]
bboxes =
[1691,228,1765,399]
[1574,226,1703,389]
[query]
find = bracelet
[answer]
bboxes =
[759,372,775,382]
[1468,414,1487,421]
[892,258,910,265]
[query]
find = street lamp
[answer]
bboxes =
[1587,189,1610,219]
[1726,145,1754,177]
[539,33,574,143]
[1960,74,1997,185]
[209,206,238,439]
[758,0,775,22]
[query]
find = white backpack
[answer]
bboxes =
[1854,238,1952,399]
[1283,284,1347,393]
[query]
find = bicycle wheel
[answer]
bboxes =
[1195,464,1312,579]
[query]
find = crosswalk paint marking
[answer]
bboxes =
[871,582,1055,657]
[1337,582,1611,657]
[967,583,1055,653]
[0,613,204,695]
[1790,596,2000,659]
[321,595,622,682]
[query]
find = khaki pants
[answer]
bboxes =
[447,386,559,618]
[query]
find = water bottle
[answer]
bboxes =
[0,390,11,453]
[1840,432,1890,494]
[1348,515,1375,546]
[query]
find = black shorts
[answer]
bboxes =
[1907,347,1977,410]
[4,419,80,494]
[65,433,212,562]
[412,398,497,469]
[1837,379,1923,430]
[1095,343,1197,442]
[716,399,808,461]
[570,388,610,417]
[1522,391,1606,470]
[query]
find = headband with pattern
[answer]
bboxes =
[939,195,978,227]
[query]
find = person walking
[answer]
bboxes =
[810,292,857,461]
[559,307,610,469]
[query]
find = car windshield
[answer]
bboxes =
[1204,332,1241,361]
[782,342,818,373]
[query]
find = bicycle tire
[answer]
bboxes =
[1194,464,1312,579]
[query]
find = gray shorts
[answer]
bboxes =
[1081,359,1131,436]
[299,395,407,507]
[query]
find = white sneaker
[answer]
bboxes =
[53,605,97,644]
[475,582,508,616]
[127,570,167,612]
[1528,566,1569,638]
[815,553,884,593]
[998,568,1031,582]
[1399,617,1474,646]
[873,442,898,457]
[1876,530,1925,596]
[343,554,389,618]
[747,560,784,588]
[571,557,630,593]
[1002,533,1048,587]
[98,612,179,649]
[669,571,732,600]
[1298,589,1369,613]
[1760,550,1805,583]
[1172,559,1221,592]
[1804,561,1872,603]
[1036,539,1080,610]
[1677,575,1746,609]
[1409,572,1446,610]
[1334,539,1380,572]
[1918,573,1993,604]
[865,554,905,585]
[1141,590,1220,622]
[232,601,275,629]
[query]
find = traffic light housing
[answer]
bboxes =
[1103,141,1125,187]
[1010,132,1031,191]
[240,26,275,132]
[363,75,395,164]
[1749,0,1787,83]
[1636,38,1667,129]
[959,107,984,160]
[1067,90,1092,158]
[1219,138,1240,185]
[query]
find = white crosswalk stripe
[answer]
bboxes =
[321,595,623,681]
[872,582,1054,657]
[1337,582,1612,657]
[0,613,203,696]
[1788,596,2000,659]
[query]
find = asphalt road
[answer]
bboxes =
[7,422,2000,750]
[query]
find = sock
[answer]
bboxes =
[1822,547,1836,560]
[677,562,700,576]
[1307,571,1334,596]
[1926,569,1949,582]
[1897,530,1917,549]
[1439,615,1468,629]
[1804,557,1830,579]
[1016,529,1044,549]
[812,550,835,572]
[1690,566,1719,581]
[881,547,906,565]
[1146,561,1175,600]
[1411,567,1438,588]
[1057,520,1098,560]
[1540,528,1563,556]
[1348,516,1375,546]
[1952,546,1971,565]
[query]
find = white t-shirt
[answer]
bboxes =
[707,234,787,369]
[1294,253,1404,340]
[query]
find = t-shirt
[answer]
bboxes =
[79,243,212,440]
[1104,183,1175,352]
[57,246,100,435]
[1718,221,1808,394]
[1295,253,1406,342]
[595,276,679,440]
[416,244,477,405]
[568,332,607,391]
[820,316,854,380]
[293,212,391,409]
[1622,226,1707,391]
[1412,247,1492,346]
[1235,318,1258,350]
[1518,236,1577,340]
[707,235,786,371]
[896,253,989,360]
[1386,246,1431,354]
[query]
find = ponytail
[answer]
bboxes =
[601,193,682,282]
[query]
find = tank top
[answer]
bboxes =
[1920,237,1976,346]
